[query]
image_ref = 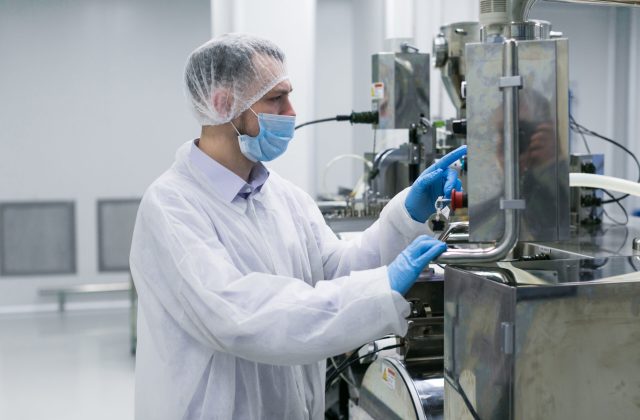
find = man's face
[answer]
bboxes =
[236,80,295,137]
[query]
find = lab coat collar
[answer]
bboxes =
[188,139,270,204]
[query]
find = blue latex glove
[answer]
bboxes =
[405,145,467,223]
[387,235,447,295]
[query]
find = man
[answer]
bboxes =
[130,33,466,420]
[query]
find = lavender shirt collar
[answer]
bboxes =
[189,140,269,202]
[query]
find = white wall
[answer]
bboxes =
[314,0,356,198]
[349,0,386,187]
[0,0,210,310]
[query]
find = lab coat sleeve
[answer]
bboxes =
[302,187,435,279]
[130,187,410,366]
[377,187,437,262]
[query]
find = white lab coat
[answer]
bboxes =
[130,140,433,420]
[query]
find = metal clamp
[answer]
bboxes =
[500,199,526,210]
[499,75,523,89]
[407,143,420,164]
[501,322,514,354]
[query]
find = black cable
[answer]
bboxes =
[595,225,629,254]
[573,123,639,176]
[325,343,402,389]
[628,255,640,272]
[325,343,368,388]
[616,225,630,254]
[295,111,379,130]
[569,114,591,154]
[601,190,629,225]
[569,114,640,204]
[295,116,340,130]
[325,352,366,390]
[368,147,396,183]
[325,343,403,390]
[444,372,482,420]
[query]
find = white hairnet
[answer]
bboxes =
[184,33,289,126]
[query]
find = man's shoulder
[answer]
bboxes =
[142,165,201,207]
[146,165,182,191]
[266,170,313,202]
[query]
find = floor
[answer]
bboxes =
[0,308,134,420]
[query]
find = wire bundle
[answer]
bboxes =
[569,114,640,224]
[325,341,402,391]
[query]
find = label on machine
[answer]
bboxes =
[381,365,397,390]
[371,82,384,100]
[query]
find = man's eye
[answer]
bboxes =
[270,96,282,102]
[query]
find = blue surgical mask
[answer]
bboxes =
[231,108,296,162]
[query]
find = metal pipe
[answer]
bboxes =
[370,148,405,196]
[544,0,640,5]
[437,221,469,242]
[511,0,539,22]
[370,144,420,197]
[437,40,522,264]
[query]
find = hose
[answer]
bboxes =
[570,173,640,198]
[322,154,373,197]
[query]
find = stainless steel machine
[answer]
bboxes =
[465,22,570,243]
[443,255,640,419]
[369,44,433,200]
[433,22,479,153]
[350,0,640,419]
[353,250,640,420]
[319,44,433,234]
[371,45,430,131]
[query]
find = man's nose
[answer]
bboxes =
[281,98,296,117]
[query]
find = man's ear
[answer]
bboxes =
[211,89,233,119]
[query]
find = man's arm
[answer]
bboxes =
[302,188,436,280]
[308,146,466,279]
[130,188,410,366]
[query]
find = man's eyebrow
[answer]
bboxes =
[269,87,293,95]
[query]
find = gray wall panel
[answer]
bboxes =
[97,199,140,272]
[0,202,76,276]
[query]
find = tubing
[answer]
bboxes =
[569,173,640,197]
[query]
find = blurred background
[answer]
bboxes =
[0,0,638,419]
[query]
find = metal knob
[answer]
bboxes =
[633,238,640,251]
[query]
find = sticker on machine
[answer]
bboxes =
[381,366,396,390]
[371,82,384,99]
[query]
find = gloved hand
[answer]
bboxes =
[405,145,467,223]
[387,235,447,295]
